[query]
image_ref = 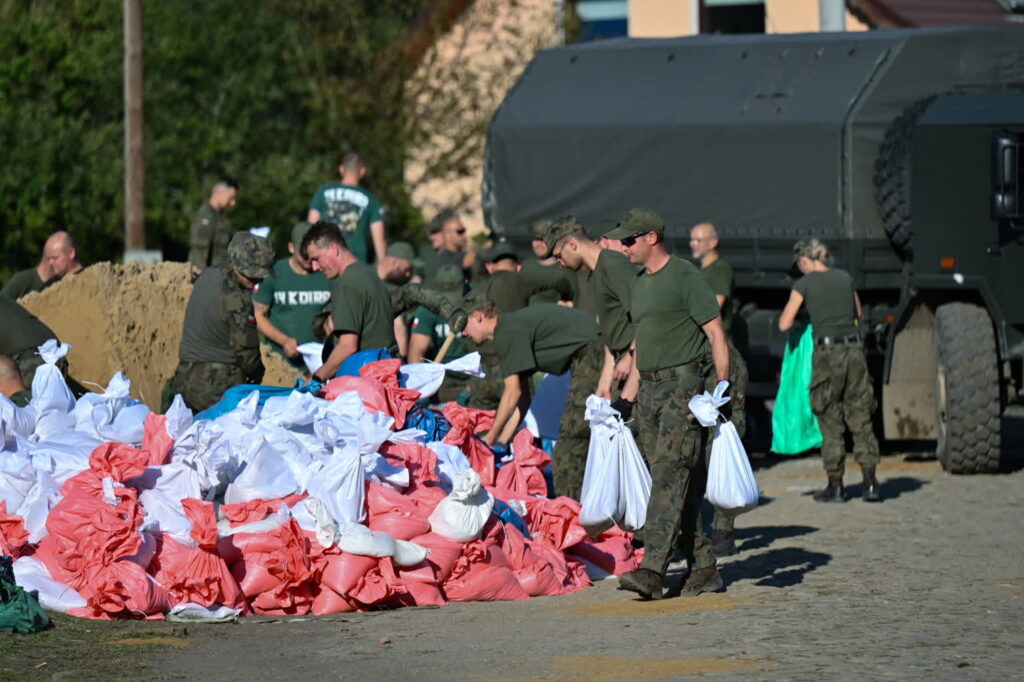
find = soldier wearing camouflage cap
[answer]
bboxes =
[164,231,274,411]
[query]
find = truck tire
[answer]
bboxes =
[932,303,1001,473]
[874,97,935,260]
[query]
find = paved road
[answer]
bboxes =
[160,428,1024,681]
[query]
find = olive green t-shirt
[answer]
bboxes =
[482,268,573,313]
[329,261,396,351]
[0,296,57,355]
[308,183,382,263]
[792,268,858,340]
[411,306,465,363]
[631,257,721,372]
[587,249,640,354]
[700,257,734,334]
[1,268,46,300]
[493,304,600,378]
[253,258,332,367]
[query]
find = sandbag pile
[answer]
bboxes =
[0,342,639,620]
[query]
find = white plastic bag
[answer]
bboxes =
[579,396,651,536]
[30,340,76,440]
[399,352,484,398]
[706,422,759,515]
[296,342,325,374]
[428,469,493,542]
[305,446,366,526]
[12,556,87,613]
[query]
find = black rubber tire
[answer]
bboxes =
[932,303,1001,474]
[874,97,935,260]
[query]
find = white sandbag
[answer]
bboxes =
[688,381,731,428]
[217,505,290,538]
[26,436,95,485]
[393,539,430,567]
[296,342,324,374]
[260,390,320,427]
[335,522,397,557]
[164,394,194,440]
[16,470,60,543]
[398,352,484,398]
[167,603,241,622]
[305,446,366,526]
[223,432,301,505]
[139,488,195,545]
[13,556,87,613]
[361,451,410,489]
[73,372,150,443]
[0,394,37,443]
[428,469,494,542]
[706,421,759,515]
[256,422,317,491]
[618,427,653,532]
[30,340,76,440]
[427,442,471,493]
[0,451,36,513]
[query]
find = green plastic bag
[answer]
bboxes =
[771,323,823,455]
[0,581,51,634]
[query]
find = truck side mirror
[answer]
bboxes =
[992,131,1023,223]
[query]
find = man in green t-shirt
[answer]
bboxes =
[0,297,62,388]
[478,241,574,312]
[302,221,396,382]
[188,177,238,270]
[690,221,751,557]
[608,209,731,601]
[307,153,387,264]
[253,222,332,370]
[461,301,603,500]
[545,215,640,401]
[2,255,51,300]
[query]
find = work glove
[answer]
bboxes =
[715,380,733,423]
[610,397,635,422]
[446,307,469,335]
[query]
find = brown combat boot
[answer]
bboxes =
[681,566,725,597]
[861,466,881,502]
[617,568,664,600]
[813,475,846,502]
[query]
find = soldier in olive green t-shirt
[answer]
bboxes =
[1,262,50,300]
[0,296,61,387]
[478,242,573,312]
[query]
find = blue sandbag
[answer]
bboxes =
[404,405,452,442]
[492,499,531,537]
[196,378,321,420]
[336,348,393,377]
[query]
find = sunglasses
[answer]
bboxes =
[619,230,650,247]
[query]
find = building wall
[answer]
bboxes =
[764,0,868,33]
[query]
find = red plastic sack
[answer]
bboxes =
[380,443,439,492]
[231,519,315,615]
[360,359,420,428]
[312,585,357,615]
[320,552,378,597]
[221,493,308,527]
[69,560,170,620]
[443,564,530,602]
[443,403,497,486]
[141,413,174,466]
[495,430,551,497]
[499,523,567,597]
[61,442,152,498]
[0,501,29,559]
[410,532,464,583]
[524,497,588,551]
[567,529,639,577]
[366,483,431,541]
[322,375,390,414]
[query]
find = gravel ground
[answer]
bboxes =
[157,416,1024,681]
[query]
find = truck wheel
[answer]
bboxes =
[933,303,1001,473]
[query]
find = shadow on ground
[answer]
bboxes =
[734,524,818,553]
[846,475,927,501]
[720,547,832,588]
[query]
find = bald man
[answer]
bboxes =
[690,221,750,558]
[0,356,30,406]
[44,231,84,281]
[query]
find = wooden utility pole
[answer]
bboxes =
[123,0,145,252]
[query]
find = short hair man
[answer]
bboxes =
[0,296,62,388]
[461,300,603,500]
[166,231,274,412]
[43,231,84,281]
[302,221,396,382]
[252,222,332,370]
[545,216,640,401]
[307,153,387,265]
[2,252,53,300]
[607,209,730,600]
[0,356,31,406]
[479,241,574,312]
[188,177,238,270]
[435,210,476,275]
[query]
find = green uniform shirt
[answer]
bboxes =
[411,306,465,362]
[308,183,382,263]
[586,249,639,353]
[10,389,31,407]
[0,296,57,355]
[329,262,396,351]
[793,268,859,341]
[700,257,734,334]
[1,268,47,300]
[253,258,332,366]
[631,257,720,372]
[493,304,600,378]
[482,268,573,314]
[188,202,234,270]
[178,267,262,380]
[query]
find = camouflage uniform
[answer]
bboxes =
[552,339,604,501]
[188,202,234,270]
[165,232,274,412]
[809,342,880,475]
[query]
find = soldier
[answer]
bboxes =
[479,242,574,311]
[408,265,471,402]
[544,216,640,400]
[308,153,386,264]
[252,222,332,370]
[2,252,52,300]
[165,231,273,412]
[188,177,238,270]
[610,209,731,600]
[43,231,84,282]
[461,301,603,500]
[0,296,62,387]
[779,238,881,502]
[690,221,750,556]
[0,356,31,406]
[302,221,397,382]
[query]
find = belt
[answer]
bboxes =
[817,335,861,346]
[639,361,702,382]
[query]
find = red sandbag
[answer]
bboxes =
[410,532,464,582]
[312,586,357,615]
[221,493,308,527]
[320,553,378,597]
[141,413,174,466]
[380,443,439,491]
[61,443,152,499]
[360,359,420,428]
[322,375,390,414]
[70,560,170,620]
[0,501,29,559]
[444,564,530,602]
[366,483,431,541]
[567,530,639,577]
[443,403,497,486]
[495,430,551,497]
[230,519,316,615]
[524,496,588,551]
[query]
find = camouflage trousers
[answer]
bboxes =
[809,343,880,475]
[552,339,604,501]
[707,339,749,534]
[10,347,67,388]
[467,349,503,411]
[637,366,715,576]
[162,361,248,413]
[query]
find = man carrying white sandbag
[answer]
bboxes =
[607,209,731,600]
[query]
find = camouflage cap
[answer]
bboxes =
[481,241,520,264]
[602,209,665,241]
[792,239,815,262]
[462,289,495,313]
[290,221,312,247]
[387,241,417,262]
[529,219,553,240]
[229,231,275,280]
[435,264,465,303]
[543,215,585,254]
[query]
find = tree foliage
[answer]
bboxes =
[0,0,426,277]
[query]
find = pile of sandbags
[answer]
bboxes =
[0,342,639,620]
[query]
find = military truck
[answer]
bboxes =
[482,27,1024,473]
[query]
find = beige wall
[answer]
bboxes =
[630,0,697,37]
[765,0,868,33]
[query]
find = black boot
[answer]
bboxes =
[813,475,846,502]
[861,466,881,502]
